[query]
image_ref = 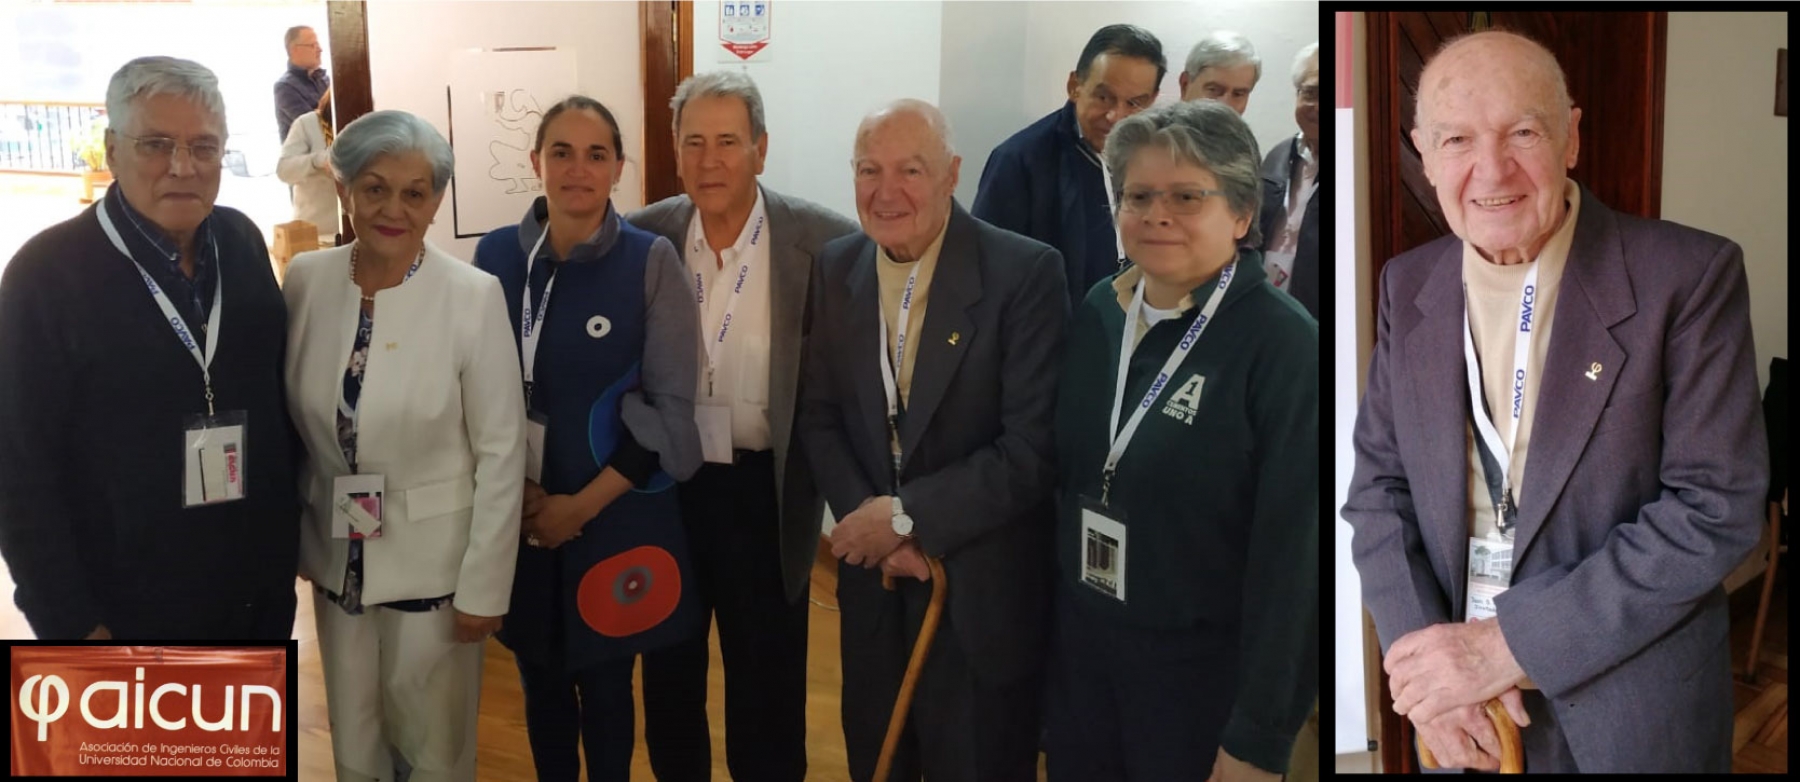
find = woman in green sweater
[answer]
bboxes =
[1047,99,1318,782]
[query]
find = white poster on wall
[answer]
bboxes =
[446,48,578,238]
[1334,11,1369,757]
[718,0,772,62]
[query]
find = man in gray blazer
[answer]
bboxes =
[800,99,1065,782]
[628,70,858,782]
[1344,31,1767,773]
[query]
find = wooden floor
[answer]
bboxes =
[293,554,898,780]
[1727,563,1789,774]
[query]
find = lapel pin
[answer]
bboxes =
[948,332,960,346]
[1585,362,1601,381]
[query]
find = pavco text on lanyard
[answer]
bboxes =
[96,198,223,414]
[1462,262,1540,536]
[1102,259,1236,506]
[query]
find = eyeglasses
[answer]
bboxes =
[1119,187,1227,216]
[115,131,223,166]
[1298,85,1320,104]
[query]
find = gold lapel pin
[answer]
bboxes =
[1585,362,1602,381]
[948,332,960,346]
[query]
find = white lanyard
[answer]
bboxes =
[692,213,763,397]
[1076,127,1125,265]
[877,258,923,481]
[1461,262,1540,520]
[96,198,223,415]
[520,228,557,404]
[1103,260,1235,506]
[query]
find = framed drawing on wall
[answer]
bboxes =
[446,47,579,238]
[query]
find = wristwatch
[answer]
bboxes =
[891,494,915,538]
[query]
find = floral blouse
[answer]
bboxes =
[322,251,450,616]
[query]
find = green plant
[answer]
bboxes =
[73,118,107,172]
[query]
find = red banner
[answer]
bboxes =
[10,646,287,776]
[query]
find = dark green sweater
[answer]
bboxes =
[1053,252,1317,773]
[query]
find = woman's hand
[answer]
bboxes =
[524,492,594,549]
[451,610,503,644]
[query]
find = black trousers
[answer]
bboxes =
[641,451,811,782]
[514,652,637,782]
[838,565,1043,782]
[112,581,297,640]
[1044,590,1237,782]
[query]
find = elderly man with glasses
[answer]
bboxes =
[0,56,300,641]
[1256,42,1320,318]
[276,25,330,144]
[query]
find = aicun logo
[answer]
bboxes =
[18,666,282,741]
[1518,284,1535,333]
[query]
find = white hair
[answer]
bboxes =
[672,70,767,140]
[331,110,455,194]
[1184,31,1262,85]
[105,56,228,137]
[1292,42,1320,90]
[854,98,957,163]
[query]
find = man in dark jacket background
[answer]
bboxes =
[972,24,1164,310]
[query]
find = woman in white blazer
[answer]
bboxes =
[276,88,340,244]
[284,110,525,782]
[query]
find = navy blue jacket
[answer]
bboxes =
[973,101,1117,311]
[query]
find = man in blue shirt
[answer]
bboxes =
[274,25,330,143]
[973,24,1164,309]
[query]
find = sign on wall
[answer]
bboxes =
[718,0,772,62]
[10,646,288,776]
[446,47,580,238]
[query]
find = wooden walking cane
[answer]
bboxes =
[872,555,949,782]
[1416,698,1524,773]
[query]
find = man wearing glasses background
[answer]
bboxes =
[275,25,330,144]
[1256,42,1320,319]
[0,56,300,641]
[974,24,1165,310]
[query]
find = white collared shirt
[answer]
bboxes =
[1264,134,1319,291]
[684,188,773,451]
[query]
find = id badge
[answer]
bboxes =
[1464,535,1514,621]
[183,411,248,507]
[332,474,385,540]
[1078,495,1128,602]
[526,411,549,483]
[695,404,733,464]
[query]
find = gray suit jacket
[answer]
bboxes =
[1343,184,1768,772]
[798,202,1068,683]
[627,186,859,604]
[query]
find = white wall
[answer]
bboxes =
[1661,11,1788,392]
[689,0,944,220]
[689,1,1316,216]
[367,0,645,261]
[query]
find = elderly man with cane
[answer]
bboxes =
[798,98,1066,782]
[1345,30,1766,773]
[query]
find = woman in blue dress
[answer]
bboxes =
[473,96,703,782]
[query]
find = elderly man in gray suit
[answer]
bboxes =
[800,99,1066,782]
[628,70,859,782]
[1344,31,1767,773]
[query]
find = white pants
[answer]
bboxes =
[315,596,484,781]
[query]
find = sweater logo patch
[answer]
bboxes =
[1161,373,1203,425]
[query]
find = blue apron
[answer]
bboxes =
[482,218,702,672]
